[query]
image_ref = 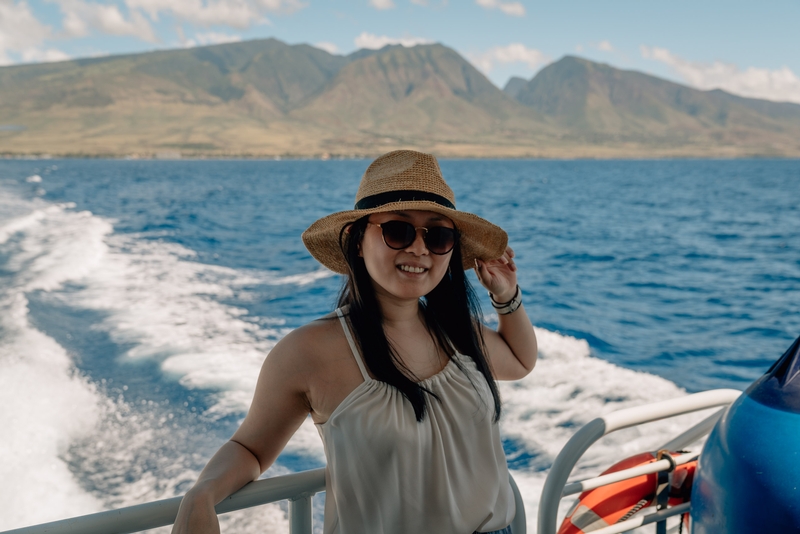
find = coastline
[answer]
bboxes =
[3,148,800,160]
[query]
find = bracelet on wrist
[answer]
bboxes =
[489,284,522,315]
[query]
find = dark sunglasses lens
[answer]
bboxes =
[381,221,416,249]
[379,221,456,254]
[425,227,456,254]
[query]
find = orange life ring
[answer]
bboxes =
[557,451,697,534]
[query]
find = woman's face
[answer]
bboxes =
[360,210,455,302]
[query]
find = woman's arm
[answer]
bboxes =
[171,440,261,534]
[474,246,538,380]
[171,328,313,533]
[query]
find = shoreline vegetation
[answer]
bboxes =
[4,152,800,161]
[2,39,800,160]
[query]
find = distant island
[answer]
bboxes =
[1,38,799,159]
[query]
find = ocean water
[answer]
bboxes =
[0,158,798,533]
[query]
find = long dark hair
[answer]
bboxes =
[336,216,502,422]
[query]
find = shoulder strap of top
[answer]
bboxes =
[335,307,371,382]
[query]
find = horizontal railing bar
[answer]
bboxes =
[0,468,326,534]
[562,451,699,496]
[600,390,740,435]
[587,502,691,534]
[537,388,740,534]
[658,408,726,451]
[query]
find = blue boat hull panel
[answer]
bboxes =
[691,395,800,533]
[692,336,800,533]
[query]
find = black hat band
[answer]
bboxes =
[355,190,455,210]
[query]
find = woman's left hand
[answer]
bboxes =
[474,246,537,380]
[474,246,518,303]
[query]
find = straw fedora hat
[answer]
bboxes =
[302,150,508,274]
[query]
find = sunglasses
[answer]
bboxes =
[370,220,458,255]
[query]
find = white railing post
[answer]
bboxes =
[509,474,527,534]
[289,494,313,534]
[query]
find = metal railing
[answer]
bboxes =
[5,389,741,534]
[536,388,742,534]
[0,468,326,534]
[2,469,527,534]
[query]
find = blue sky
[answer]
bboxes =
[2,0,799,103]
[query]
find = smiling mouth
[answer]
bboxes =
[398,265,427,274]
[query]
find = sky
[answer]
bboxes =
[1,0,799,104]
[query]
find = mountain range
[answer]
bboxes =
[1,38,799,158]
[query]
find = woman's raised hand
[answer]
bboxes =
[473,246,537,379]
[474,246,518,303]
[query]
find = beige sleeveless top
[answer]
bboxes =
[315,308,515,534]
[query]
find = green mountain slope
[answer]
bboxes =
[0,41,799,157]
[0,39,352,155]
[293,44,552,146]
[0,39,347,116]
[513,56,800,154]
[502,76,527,99]
[133,39,349,112]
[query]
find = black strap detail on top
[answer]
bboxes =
[355,190,455,210]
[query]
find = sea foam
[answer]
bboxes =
[0,192,318,529]
[0,191,711,533]
[501,328,714,532]
[0,199,109,529]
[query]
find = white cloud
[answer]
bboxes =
[470,43,547,73]
[314,41,339,55]
[641,45,800,105]
[176,27,242,48]
[0,0,49,50]
[0,0,70,65]
[56,0,157,41]
[3,0,295,65]
[354,32,433,50]
[410,0,427,4]
[475,0,525,17]
[21,47,71,62]
[125,0,264,29]
[195,31,241,45]
[595,40,613,52]
[176,27,240,47]
[124,0,306,29]
[369,0,395,9]
[255,0,305,13]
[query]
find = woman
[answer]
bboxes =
[172,150,538,534]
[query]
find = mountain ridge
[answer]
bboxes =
[1,39,798,158]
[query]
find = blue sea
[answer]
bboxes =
[0,159,798,532]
